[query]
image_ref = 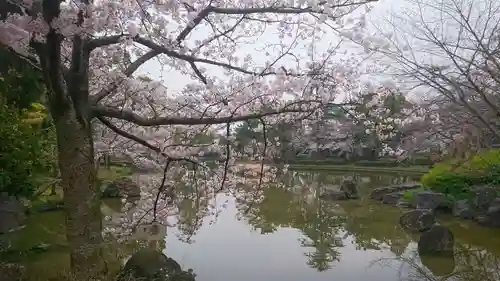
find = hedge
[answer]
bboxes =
[420,149,500,200]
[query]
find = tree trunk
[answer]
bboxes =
[53,107,106,279]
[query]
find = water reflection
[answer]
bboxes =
[4,171,500,281]
[237,171,418,272]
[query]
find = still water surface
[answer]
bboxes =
[5,171,500,281]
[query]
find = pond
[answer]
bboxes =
[3,171,500,281]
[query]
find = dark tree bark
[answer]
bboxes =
[53,105,106,278]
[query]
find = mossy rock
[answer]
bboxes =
[118,249,195,281]
[102,177,140,199]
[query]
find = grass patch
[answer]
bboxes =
[289,164,429,175]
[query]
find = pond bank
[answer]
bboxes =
[289,164,429,175]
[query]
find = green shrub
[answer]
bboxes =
[402,187,427,203]
[420,149,500,200]
[0,102,55,197]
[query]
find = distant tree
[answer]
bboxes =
[377,0,500,143]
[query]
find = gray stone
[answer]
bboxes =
[119,249,195,281]
[490,198,500,208]
[370,183,421,201]
[382,192,404,205]
[102,177,141,199]
[453,200,476,220]
[400,209,436,232]
[396,201,412,208]
[469,186,497,212]
[319,190,348,201]
[0,193,26,234]
[413,191,452,213]
[477,204,500,228]
[340,179,358,199]
[418,225,454,257]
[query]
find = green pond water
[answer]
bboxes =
[3,171,500,281]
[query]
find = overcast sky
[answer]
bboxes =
[135,0,417,99]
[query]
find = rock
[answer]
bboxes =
[396,201,412,208]
[418,225,454,257]
[0,193,26,234]
[340,179,358,199]
[119,249,195,281]
[491,198,500,208]
[453,200,476,220]
[37,200,64,213]
[370,183,421,201]
[382,192,404,205]
[469,186,497,212]
[102,177,141,199]
[413,191,452,213]
[477,204,500,228]
[400,209,436,232]
[319,190,348,201]
[0,263,26,281]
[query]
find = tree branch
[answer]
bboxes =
[133,36,275,76]
[176,6,213,43]
[86,35,124,51]
[91,50,160,103]
[92,103,327,126]
[96,116,205,166]
[210,1,378,15]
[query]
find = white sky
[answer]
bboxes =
[133,0,454,103]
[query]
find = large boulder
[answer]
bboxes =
[102,177,141,199]
[370,183,421,201]
[0,193,26,234]
[400,209,436,232]
[412,191,452,213]
[340,179,358,199]
[418,225,454,257]
[469,186,497,212]
[119,249,195,281]
[382,192,404,205]
[476,198,500,227]
[453,200,476,220]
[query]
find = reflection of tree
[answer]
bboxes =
[238,172,350,271]
[453,244,500,281]
[340,199,413,254]
[376,243,500,281]
[241,187,302,234]
[174,187,210,243]
[299,198,345,271]
[238,171,419,271]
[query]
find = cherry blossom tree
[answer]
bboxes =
[371,0,500,144]
[0,0,418,278]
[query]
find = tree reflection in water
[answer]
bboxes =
[234,171,418,271]
[11,170,500,281]
[372,243,500,281]
[107,170,500,278]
